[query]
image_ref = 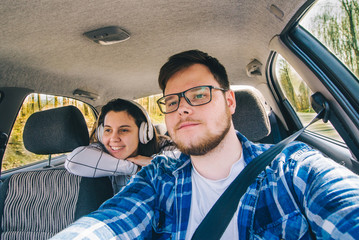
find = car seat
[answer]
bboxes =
[232,87,284,143]
[0,106,113,239]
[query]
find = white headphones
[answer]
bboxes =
[96,100,154,144]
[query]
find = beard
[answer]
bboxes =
[173,106,232,156]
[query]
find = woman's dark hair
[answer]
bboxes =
[90,98,159,157]
[158,49,229,92]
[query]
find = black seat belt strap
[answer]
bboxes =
[191,109,325,240]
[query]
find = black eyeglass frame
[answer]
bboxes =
[157,85,228,114]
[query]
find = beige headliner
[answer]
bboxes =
[0,0,307,106]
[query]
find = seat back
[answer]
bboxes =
[232,87,271,141]
[0,106,113,239]
[154,123,168,135]
[232,87,286,143]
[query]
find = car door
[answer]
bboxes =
[268,0,359,174]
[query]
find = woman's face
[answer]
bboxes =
[102,110,140,159]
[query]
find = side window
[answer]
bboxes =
[136,94,167,136]
[275,0,358,143]
[275,55,343,142]
[136,94,165,124]
[300,0,358,79]
[2,93,96,172]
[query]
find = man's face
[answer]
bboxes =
[164,64,236,156]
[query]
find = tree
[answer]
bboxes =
[311,0,359,77]
[83,103,89,116]
[36,94,42,111]
[30,94,35,114]
[54,96,59,108]
[278,59,298,111]
[298,82,312,112]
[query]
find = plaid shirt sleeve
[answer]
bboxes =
[239,135,359,239]
[50,216,118,239]
[292,148,359,238]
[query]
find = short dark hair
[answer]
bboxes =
[158,50,229,92]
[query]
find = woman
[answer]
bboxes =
[65,98,174,193]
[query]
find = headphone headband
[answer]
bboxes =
[96,99,154,144]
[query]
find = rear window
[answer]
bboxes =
[2,93,96,172]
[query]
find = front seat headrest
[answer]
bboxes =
[232,87,271,141]
[23,106,90,154]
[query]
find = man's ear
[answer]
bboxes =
[226,90,236,115]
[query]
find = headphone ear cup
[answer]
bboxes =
[147,122,154,142]
[139,122,148,144]
[139,121,154,144]
[96,125,104,143]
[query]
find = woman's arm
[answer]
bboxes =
[65,143,138,177]
[127,155,152,167]
[126,135,177,167]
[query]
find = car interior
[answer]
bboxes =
[0,106,113,239]
[0,0,358,238]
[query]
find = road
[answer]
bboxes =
[297,112,343,142]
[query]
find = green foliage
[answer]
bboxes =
[298,82,311,111]
[310,0,359,77]
[278,0,358,114]
[2,94,96,172]
[136,94,165,124]
[278,58,314,113]
[279,59,297,109]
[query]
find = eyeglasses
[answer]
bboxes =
[157,85,228,114]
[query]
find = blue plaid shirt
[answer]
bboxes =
[52,132,359,239]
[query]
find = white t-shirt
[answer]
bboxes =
[185,154,245,239]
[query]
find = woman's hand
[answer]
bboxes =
[127,155,152,167]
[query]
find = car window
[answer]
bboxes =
[136,94,165,124]
[2,93,96,172]
[300,0,359,80]
[275,54,344,143]
[274,0,358,143]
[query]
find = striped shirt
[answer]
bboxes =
[52,132,359,239]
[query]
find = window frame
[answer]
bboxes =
[268,8,359,162]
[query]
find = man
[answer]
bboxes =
[52,50,359,239]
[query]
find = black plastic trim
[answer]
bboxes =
[277,26,359,161]
[298,131,358,174]
[266,52,302,133]
[282,27,359,125]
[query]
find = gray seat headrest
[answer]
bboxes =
[23,106,90,154]
[154,123,167,135]
[232,87,271,141]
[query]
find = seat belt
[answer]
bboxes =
[191,107,327,240]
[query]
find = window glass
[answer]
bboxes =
[2,94,96,172]
[136,94,165,124]
[136,94,167,135]
[300,0,359,79]
[275,55,343,142]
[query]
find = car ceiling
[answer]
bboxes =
[0,0,307,107]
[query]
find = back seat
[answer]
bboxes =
[0,106,113,239]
